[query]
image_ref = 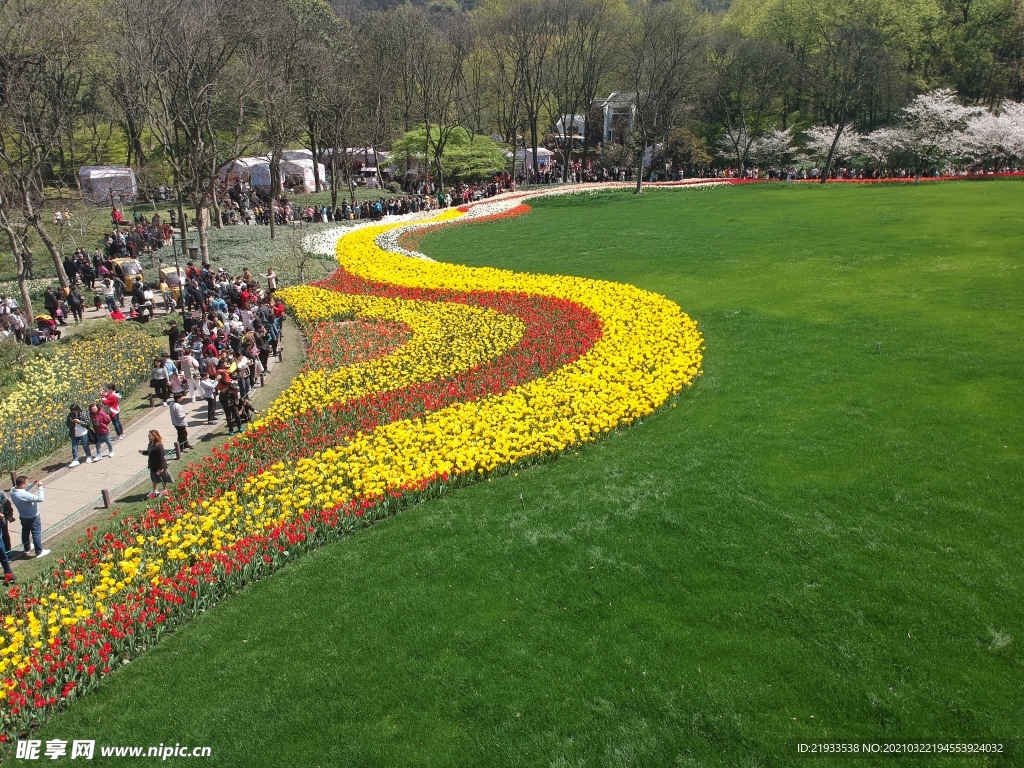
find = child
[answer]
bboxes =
[101,384,124,439]
[168,371,187,400]
[239,395,258,425]
[199,371,218,424]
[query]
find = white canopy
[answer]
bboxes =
[219,156,327,192]
[280,158,327,193]
[219,157,270,188]
[282,149,314,162]
[555,114,586,136]
[510,147,554,167]
[79,166,137,200]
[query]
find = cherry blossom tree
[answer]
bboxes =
[965,101,1024,170]
[896,89,983,180]
[749,128,794,168]
[803,125,863,167]
[860,126,906,168]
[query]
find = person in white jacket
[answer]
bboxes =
[179,349,201,402]
[168,392,192,453]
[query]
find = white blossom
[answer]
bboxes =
[965,101,1024,167]
[749,129,794,166]
[861,126,907,166]
[897,88,983,172]
[802,125,864,163]
[716,127,753,163]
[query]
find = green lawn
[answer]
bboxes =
[17,182,1023,767]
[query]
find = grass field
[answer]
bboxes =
[15,181,1023,767]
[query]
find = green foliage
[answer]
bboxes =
[389,125,509,181]
[726,0,1024,104]
[660,127,714,170]
[24,182,1024,764]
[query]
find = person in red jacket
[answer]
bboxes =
[101,384,124,440]
[88,402,115,459]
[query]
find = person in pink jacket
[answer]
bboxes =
[88,402,115,459]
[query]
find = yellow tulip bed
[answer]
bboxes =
[0,196,703,745]
[0,331,162,472]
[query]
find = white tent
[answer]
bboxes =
[511,147,554,168]
[219,157,271,188]
[221,155,327,192]
[282,149,314,162]
[280,158,327,193]
[554,114,586,136]
[79,166,138,200]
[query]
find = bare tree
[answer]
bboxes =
[299,14,355,200]
[476,6,525,175]
[545,0,621,181]
[621,0,707,193]
[114,0,257,264]
[0,0,98,288]
[479,0,553,179]
[248,0,337,208]
[705,31,791,177]
[811,18,896,182]
[0,187,34,321]
[418,17,472,190]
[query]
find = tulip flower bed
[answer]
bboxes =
[0,328,163,472]
[0,190,705,746]
[304,318,412,371]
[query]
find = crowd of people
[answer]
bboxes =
[213,174,516,228]
[53,260,284,474]
[0,255,287,580]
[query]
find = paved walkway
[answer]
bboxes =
[6,293,188,540]
[27,395,218,541]
[8,366,282,545]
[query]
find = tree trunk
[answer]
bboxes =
[211,191,223,230]
[530,120,540,178]
[21,187,69,289]
[309,127,322,193]
[0,210,34,323]
[373,146,384,189]
[635,139,645,194]
[176,189,188,264]
[270,148,282,198]
[196,201,211,267]
[330,151,339,210]
[15,257,33,323]
[820,122,846,184]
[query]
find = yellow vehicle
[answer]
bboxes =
[159,265,185,303]
[111,257,144,291]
